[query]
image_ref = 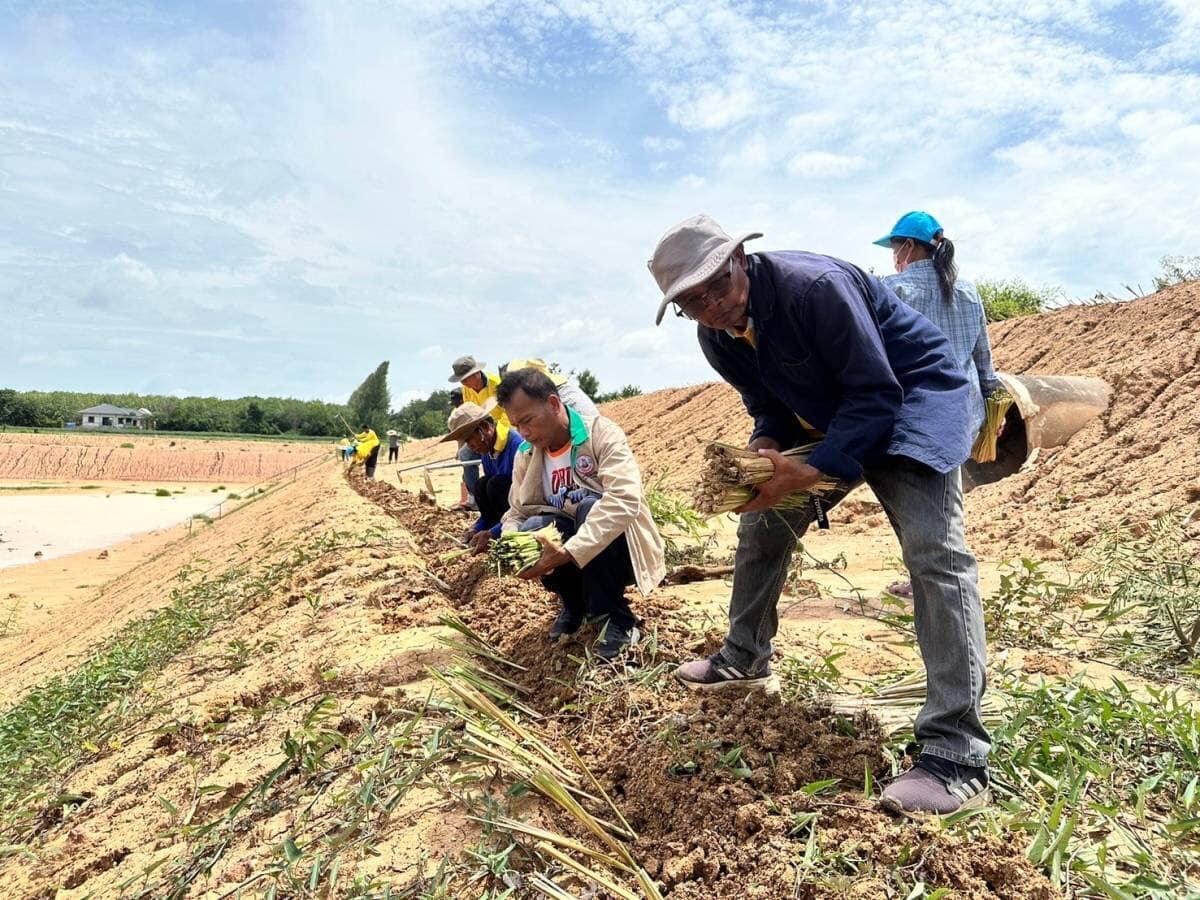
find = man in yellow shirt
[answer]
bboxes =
[449,355,511,445]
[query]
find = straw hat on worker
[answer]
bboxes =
[440,400,497,444]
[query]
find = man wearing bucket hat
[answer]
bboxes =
[450,356,511,512]
[448,355,512,444]
[648,214,990,817]
[440,400,523,552]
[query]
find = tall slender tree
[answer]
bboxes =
[348,361,391,435]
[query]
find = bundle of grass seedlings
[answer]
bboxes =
[971,387,1015,464]
[693,440,840,517]
[488,524,562,576]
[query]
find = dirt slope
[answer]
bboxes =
[0,432,327,482]
[403,282,1200,554]
[967,281,1200,550]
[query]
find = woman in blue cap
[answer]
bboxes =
[875,211,1002,444]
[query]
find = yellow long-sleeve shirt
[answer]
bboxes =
[462,371,511,444]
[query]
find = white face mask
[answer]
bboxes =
[893,241,914,274]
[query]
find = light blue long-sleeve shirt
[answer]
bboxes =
[884,259,1001,437]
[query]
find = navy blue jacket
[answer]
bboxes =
[698,252,972,481]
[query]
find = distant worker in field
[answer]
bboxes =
[496,368,665,661]
[442,401,523,553]
[877,211,1002,443]
[449,387,480,511]
[502,358,600,418]
[648,214,989,817]
[386,429,401,464]
[354,424,380,480]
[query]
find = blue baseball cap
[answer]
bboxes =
[873,211,944,248]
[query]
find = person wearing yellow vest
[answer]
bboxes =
[353,425,380,479]
[448,355,511,446]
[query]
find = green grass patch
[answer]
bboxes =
[0,564,249,846]
[119,442,135,449]
[154,488,172,497]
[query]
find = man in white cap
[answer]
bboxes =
[441,401,522,552]
[648,214,990,818]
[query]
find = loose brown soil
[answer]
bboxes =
[351,473,1058,898]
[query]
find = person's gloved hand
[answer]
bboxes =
[565,488,592,504]
[548,487,569,510]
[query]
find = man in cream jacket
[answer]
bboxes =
[497,368,665,660]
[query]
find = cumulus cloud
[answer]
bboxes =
[1,0,1198,404]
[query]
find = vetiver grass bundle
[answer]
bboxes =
[693,441,839,516]
[488,525,562,575]
[971,387,1015,464]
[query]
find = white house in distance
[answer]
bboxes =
[77,404,156,430]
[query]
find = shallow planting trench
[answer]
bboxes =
[350,471,1057,899]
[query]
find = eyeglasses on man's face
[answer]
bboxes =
[673,258,735,320]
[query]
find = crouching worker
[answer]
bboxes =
[442,401,523,554]
[497,368,665,661]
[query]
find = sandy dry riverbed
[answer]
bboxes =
[0,490,233,568]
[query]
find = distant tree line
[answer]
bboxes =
[0,359,646,441]
[0,388,350,437]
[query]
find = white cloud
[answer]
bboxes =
[643,136,682,153]
[787,151,867,179]
[2,0,1199,406]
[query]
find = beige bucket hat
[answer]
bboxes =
[647,214,762,325]
[440,400,496,444]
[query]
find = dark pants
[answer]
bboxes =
[388,446,399,463]
[525,498,636,630]
[365,445,380,478]
[474,474,512,531]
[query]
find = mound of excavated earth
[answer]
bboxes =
[402,282,1200,554]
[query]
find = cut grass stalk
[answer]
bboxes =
[971,387,1014,463]
[488,525,562,576]
[537,842,641,900]
[693,441,840,517]
[468,816,628,870]
[529,874,581,899]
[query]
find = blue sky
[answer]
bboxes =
[2,1,1198,406]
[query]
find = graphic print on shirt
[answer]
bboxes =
[542,445,578,502]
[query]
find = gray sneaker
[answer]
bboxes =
[674,655,773,691]
[880,762,990,818]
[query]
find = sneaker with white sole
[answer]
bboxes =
[880,757,990,817]
[674,655,773,691]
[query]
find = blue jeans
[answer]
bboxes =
[722,457,990,767]
[521,498,636,629]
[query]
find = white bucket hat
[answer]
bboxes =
[647,214,762,325]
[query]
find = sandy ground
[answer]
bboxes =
[0,459,330,706]
[0,490,247,569]
[0,431,329,482]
